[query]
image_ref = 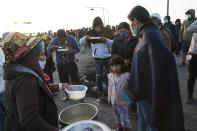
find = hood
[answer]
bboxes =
[186,9,195,18]
[186,9,195,15]
[93,16,104,28]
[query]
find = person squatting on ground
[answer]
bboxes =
[186,19,197,104]
[79,16,113,100]
[179,9,197,66]
[127,5,185,131]
[2,32,68,131]
[48,29,81,84]
[108,56,132,131]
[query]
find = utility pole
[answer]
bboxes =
[167,0,169,16]
[86,7,109,25]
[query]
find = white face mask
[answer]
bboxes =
[186,14,192,19]
[39,60,46,70]
[131,24,139,37]
[164,19,168,23]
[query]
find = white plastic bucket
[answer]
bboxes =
[64,85,88,100]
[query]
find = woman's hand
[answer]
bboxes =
[58,83,69,91]
[49,83,69,92]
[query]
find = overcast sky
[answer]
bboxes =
[0,0,196,35]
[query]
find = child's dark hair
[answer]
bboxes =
[110,56,127,73]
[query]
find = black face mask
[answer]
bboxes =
[119,32,129,39]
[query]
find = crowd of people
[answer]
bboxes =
[0,5,197,131]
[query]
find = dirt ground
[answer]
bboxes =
[53,55,197,131]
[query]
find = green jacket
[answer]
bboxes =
[179,17,197,42]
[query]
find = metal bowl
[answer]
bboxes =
[62,120,111,131]
[59,103,98,125]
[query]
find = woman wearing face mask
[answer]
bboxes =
[38,45,51,83]
[111,22,138,72]
[2,32,67,131]
[41,34,56,84]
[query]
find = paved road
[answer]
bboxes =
[53,55,197,131]
[176,56,197,131]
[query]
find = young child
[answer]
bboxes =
[108,56,132,131]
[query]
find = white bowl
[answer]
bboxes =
[89,37,101,40]
[57,48,68,52]
[65,85,88,100]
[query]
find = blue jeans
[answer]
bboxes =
[0,93,5,131]
[94,58,110,93]
[137,100,158,131]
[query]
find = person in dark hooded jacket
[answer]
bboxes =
[127,6,185,131]
[2,32,67,131]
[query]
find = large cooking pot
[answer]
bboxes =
[62,120,111,131]
[59,103,98,125]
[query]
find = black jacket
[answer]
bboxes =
[112,35,138,61]
[128,23,185,131]
[4,64,58,131]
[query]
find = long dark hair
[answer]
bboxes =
[110,56,127,73]
[118,22,133,37]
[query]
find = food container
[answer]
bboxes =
[57,48,68,52]
[186,54,192,61]
[62,120,111,131]
[64,85,88,100]
[89,37,101,40]
[59,103,98,125]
